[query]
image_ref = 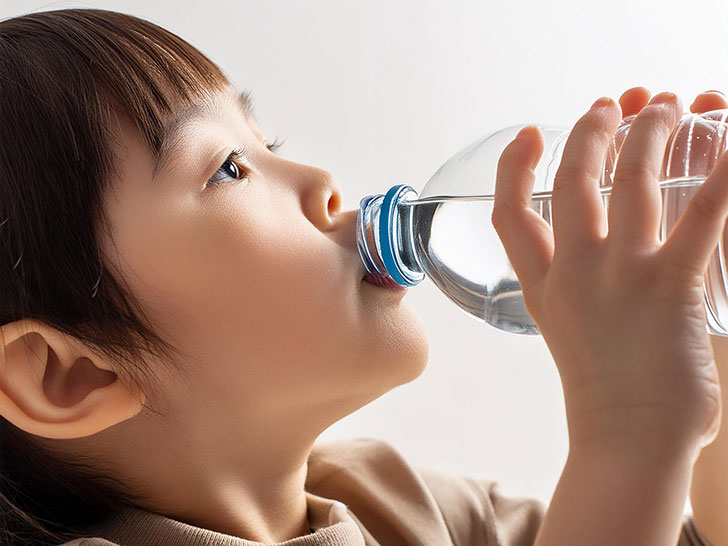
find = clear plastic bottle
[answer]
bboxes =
[357,110,728,335]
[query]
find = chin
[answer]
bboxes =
[370,303,430,389]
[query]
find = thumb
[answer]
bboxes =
[492,126,554,293]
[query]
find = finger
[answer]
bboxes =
[607,92,684,250]
[659,149,728,277]
[550,97,622,254]
[493,126,554,290]
[690,90,728,114]
[619,86,651,118]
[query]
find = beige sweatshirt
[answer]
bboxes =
[60,438,712,546]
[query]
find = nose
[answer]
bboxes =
[298,164,343,231]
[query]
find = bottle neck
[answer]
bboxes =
[356,184,425,287]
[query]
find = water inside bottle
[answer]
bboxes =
[401,177,728,336]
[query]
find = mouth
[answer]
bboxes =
[361,271,408,292]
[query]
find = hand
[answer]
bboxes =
[492,91,728,457]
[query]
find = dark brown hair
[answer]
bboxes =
[0,9,229,544]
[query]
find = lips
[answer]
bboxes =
[362,271,408,291]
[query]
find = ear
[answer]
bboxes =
[0,319,145,439]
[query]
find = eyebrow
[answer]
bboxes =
[152,90,257,178]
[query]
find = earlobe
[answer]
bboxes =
[0,319,145,439]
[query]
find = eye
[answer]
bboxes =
[207,148,249,186]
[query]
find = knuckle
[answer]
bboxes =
[688,192,723,223]
[659,258,705,287]
[549,179,572,205]
[491,202,514,233]
[716,147,728,171]
[553,163,584,188]
[613,162,654,184]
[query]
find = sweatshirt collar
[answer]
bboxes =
[81,492,366,546]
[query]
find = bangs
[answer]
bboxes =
[3,8,229,154]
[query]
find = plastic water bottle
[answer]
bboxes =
[356,110,728,336]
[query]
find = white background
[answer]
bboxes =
[3,0,727,508]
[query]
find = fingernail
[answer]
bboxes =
[591,96,613,109]
[515,125,537,140]
[648,92,677,105]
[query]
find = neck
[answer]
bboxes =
[57,385,379,542]
[76,412,319,543]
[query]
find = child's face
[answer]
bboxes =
[99,86,429,431]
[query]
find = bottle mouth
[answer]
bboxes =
[356,185,425,288]
[356,194,387,276]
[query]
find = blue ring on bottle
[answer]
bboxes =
[379,184,411,286]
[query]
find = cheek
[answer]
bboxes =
[120,194,353,367]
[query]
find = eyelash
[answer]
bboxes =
[266,137,285,154]
[206,137,286,188]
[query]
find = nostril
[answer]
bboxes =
[327,191,341,219]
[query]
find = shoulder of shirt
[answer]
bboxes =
[306,437,412,483]
[308,437,395,464]
[307,436,522,498]
[306,437,546,545]
[307,437,542,514]
[307,436,507,497]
